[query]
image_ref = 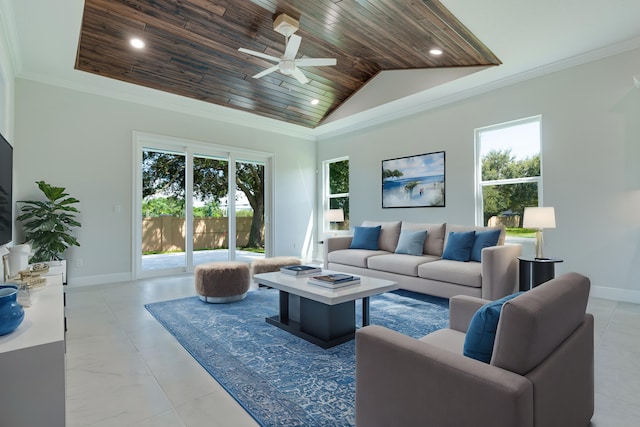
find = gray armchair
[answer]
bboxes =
[355,272,594,427]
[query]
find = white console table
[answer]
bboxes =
[0,274,65,427]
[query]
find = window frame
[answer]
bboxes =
[474,116,543,231]
[323,156,349,234]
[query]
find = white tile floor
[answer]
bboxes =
[65,275,640,426]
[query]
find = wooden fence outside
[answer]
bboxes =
[142,216,253,253]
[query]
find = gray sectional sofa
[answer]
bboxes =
[324,221,522,300]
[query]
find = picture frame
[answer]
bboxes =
[382,151,445,208]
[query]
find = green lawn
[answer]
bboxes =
[506,228,536,238]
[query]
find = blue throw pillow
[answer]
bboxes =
[395,230,427,256]
[470,229,501,262]
[350,226,381,250]
[442,231,476,261]
[463,292,524,363]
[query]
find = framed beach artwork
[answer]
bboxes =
[382,151,445,208]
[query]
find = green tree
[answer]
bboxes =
[481,149,540,225]
[193,200,225,218]
[142,151,265,248]
[142,197,185,217]
[383,169,403,179]
[329,160,349,227]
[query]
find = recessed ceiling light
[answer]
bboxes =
[310,99,320,105]
[130,38,145,49]
[429,48,443,56]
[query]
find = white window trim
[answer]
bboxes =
[322,156,349,235]
[474,116,543,228]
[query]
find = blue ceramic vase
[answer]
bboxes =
[0,285,25,336]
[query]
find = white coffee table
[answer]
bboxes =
[253,271,398,348]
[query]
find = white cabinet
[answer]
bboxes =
[0,274,65,427]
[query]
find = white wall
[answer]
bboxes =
[317,48,640,301]
[14,80,316,286]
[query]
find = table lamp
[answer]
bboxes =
[523,207,556,259]
[326,209,344,232]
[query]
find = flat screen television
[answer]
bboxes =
[0,131,13,246]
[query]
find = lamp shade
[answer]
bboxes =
[326,208,344,222]
[523,207,556,229]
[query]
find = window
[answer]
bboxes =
[324,157,349,232]
[475,116,541,237]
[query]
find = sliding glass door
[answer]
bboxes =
[134,134,271,278]
[235,159,265,263]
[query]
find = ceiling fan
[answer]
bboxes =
[238,13,336,85]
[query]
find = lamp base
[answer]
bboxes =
[534,229,544,259]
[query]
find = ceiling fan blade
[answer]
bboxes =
[238,48,280,63]
[291,67,309,84]
[283,34,301,60]
[295,58,337,67]
[252,65,280,79]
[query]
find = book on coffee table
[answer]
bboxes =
[280,265,322,276]
[308,274,361,288]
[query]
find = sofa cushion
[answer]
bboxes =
[327,249,389,268]
[395,230,428,256]
[490,273,591,375]
[367,253,439,277]
[463,292,523,363]
[401,222,446,256]
[418,260,482,288]
[350,225,382,250]
[445,224,506,247]
[442,231,476,261]
[362,221,402,252]
[470,229,502,262]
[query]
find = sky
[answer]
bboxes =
[383,151,445,178]
[479,120,540,160]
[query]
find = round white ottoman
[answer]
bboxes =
[195,261,250,303]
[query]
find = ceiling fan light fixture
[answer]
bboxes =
[280,60,296,75]
[429,48,443,55]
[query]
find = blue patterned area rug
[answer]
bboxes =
[145,288,449,426]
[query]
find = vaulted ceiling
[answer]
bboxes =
[75,0,501,128]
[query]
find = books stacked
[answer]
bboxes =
[308,274,361,288]
[280,265,322,276]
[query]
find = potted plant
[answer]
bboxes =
[17,181,81,264]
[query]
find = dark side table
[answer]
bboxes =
[518,257,563,291]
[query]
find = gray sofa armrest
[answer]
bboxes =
[449,295,489,333]
[323,235,353,268]
[356,325,533,427]
[481,243,522,300]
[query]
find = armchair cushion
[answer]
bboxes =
[463,292,523,363]
[350,226,381,250]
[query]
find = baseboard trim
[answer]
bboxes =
[68,272,133,287]
[591,285,640,304]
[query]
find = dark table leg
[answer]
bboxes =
[362,297,370,326]
[519,259,532,291]
[532,263,556,288]
[279,290,289,322]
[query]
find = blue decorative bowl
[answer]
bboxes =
[0,285,25,336]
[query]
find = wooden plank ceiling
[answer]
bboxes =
[76,0,500,128]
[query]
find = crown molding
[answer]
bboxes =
[16,69,317,142]
[313,36,640,141]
